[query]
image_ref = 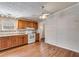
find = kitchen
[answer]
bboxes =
[0,16,40,50]
[0,2,79,57]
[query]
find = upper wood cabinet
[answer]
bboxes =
[27,21,38,29]
[18,20,26,29]
[18,20,38,29]
[33,22,38,29]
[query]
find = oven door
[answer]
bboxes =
[28,32,35,43]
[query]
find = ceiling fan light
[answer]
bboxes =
[42,15,47,19]
[39,14,49,19]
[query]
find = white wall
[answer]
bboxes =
[38,22,46,39]
[45,3,79,52]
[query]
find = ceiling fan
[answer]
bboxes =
[29,5,54,22]
[22,5,54,21]
[39,5,53,20]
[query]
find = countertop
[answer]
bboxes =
[0,33,27,37]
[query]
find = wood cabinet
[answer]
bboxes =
[33,22,38,29]
[35,33,40,42]
[18,20,38,29]
[18,20,26,29]
[27,21,33,28]
[0,35,28,51]
[0,37,9,50]
[26,21,37,29]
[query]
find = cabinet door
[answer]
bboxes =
[15,36,19,46]
[27,21,33,28]
[35,33,39,42]
[18,35,27,45]
[8,36,17,47]
[7,37,12,48]
[0,40,1,50]
[0,37,12,50]
[21,36,25,44]
[22,21,26,29]
[25,21,29,28]
[18,20,23,29]
[31,22,34,28]
[1,37,8,49]
[0,38,3,50]
[9,36,14,47]
[28,21,38,29]
[12,36,18,47]
[18,35,23,45]
[18,20,26,29]
[33,22,38,29]
[22,35,28,44]
[16,35,22,45]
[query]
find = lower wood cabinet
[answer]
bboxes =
[0,37,9,50]
[35,33,40,42]
[0,35,28,50]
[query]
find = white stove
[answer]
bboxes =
[25,28,36,43]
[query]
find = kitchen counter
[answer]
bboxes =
[0,33,27,37]
[0,29,39,51]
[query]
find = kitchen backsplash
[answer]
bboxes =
[0,29,26,35]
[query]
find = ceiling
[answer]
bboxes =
[0,2,78,21]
